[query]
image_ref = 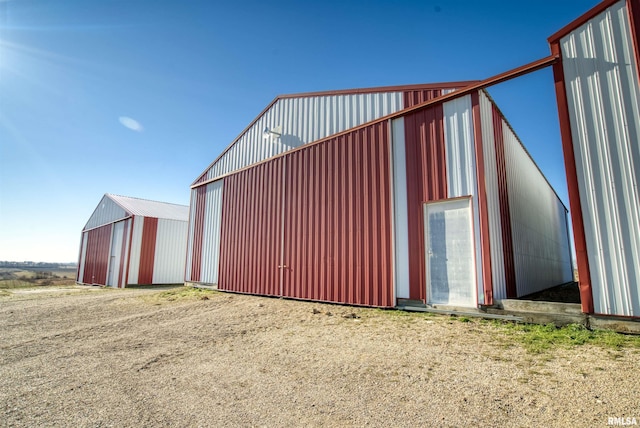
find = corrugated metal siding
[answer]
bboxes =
[403,105,447,301]
[77,232,88,283]
[492,107,517,298]
[403,90,442,108]
[216,121,394,307]
[127,216,144,284]
[443,94,482,305]
[84,195,127,230]
[189,186,206,282]
[118,219,131,288]
[218,158,284,296]
[185,189,197,282]
[152,218,188,284]
[138,217,158,284]
[81,224,112,285]
[503,121,573,297]
[391,117,411,299]
[106,220,125,287]
[204,92,404,181]
[108,194,189,221]
[560,0,640,316]
[479,91,507,300]
[200,180,224,284]
[282,121,393,306]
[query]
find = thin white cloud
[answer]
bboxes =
[118,116,144,132]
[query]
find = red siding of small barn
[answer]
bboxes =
[82,224,112,285]
[138,217,158,284]
[403,105,447,301]
[217,121,394,307]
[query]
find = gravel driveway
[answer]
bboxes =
[1,286,638,427]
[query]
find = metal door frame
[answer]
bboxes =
[423,196,477,307]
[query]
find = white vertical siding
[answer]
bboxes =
[107,221,125,287]
[503,122,573,297]
[152,219,189,284]
[185,189,197,282]
[479,91,507,300]
[391,117,410,300]
[200,180,224,284]
[84,195,127,230]
[560,0,640,316]
[127,216,144,285]
[121,218,131,288]
[205,92,404,181]
[78,232,88,283]
[443,95,483,304]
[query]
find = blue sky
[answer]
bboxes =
[0,0,599,262]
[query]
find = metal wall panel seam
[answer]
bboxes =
[471,91,494,306]
[491,107,517,298]
[628,0,640,82]
[479,91,507,300]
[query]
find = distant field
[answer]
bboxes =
[0,267,76,289]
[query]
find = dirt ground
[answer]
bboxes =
[1,286,638,427]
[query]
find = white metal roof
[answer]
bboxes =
[107,194,189,222]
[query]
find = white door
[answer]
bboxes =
[106,221,125,287]
[424,198,476,307]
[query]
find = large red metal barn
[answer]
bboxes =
[185,83,573,309]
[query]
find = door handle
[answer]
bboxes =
[278,265,287,269]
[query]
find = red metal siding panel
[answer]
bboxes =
[190,186,206,282]
[82,224,112,285]
[216,121,394,307]
[492,106,517,298]
[282,121,393,306]
[471,92,494,305]
[403,89,443,108]
[138,217,158,284]
[404,105,447,301]
[218,158,284,296]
